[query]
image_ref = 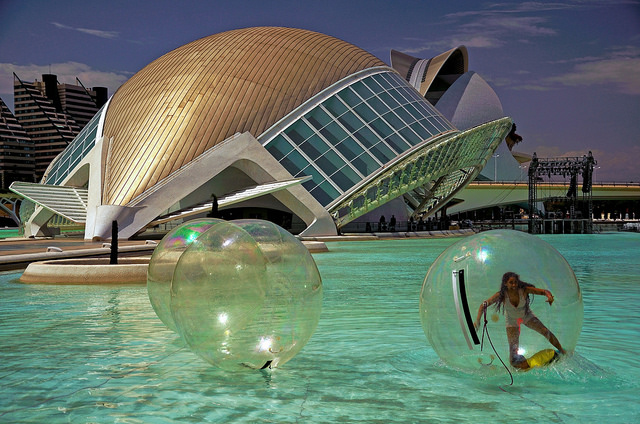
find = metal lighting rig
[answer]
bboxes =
[527,151,596,234]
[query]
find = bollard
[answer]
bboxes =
[110,220,118,264]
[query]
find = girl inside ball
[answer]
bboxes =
[474,271,567,369]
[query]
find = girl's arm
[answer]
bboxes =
[526,286,554,304]
[474,292,500,329]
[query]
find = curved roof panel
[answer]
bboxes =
[102,26,385,205]
[391,46,468,103]
[435,71,504,130]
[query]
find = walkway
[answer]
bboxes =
[0,236,157,271]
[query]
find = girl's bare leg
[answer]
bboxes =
[506,326,529,369]
[525,317,566,354]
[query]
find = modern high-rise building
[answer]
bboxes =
[0,97,33,189]
[11,73,107,181]
[11,27,512,240]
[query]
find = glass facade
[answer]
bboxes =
[263,70,455,206]
[44,103,107,186]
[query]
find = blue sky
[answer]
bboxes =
[1,0,639,182]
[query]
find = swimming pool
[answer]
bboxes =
[1,233,638,422]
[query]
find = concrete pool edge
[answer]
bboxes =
[19,257,151,284]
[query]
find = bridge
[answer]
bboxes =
[447,181,640,214]
[0,193,20,226]
[3,181,639,229]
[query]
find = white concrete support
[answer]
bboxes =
[116,132,336,238]
[22,206,57,237]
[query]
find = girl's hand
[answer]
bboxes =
[545,290,554,305]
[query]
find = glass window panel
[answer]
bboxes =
[369,118,393,138]
[280,149,309,175]
[331,166,361,191]
[353,152,380,176]
[417,118,438,136]
[426,117,444,134]
[387,88,407,105]
[337,87,361,106]
[400,86,422,102]
[370,142,396,163]
[367,96,388,115]
[323,149,346,170]
[381,72,401,88]
[303,179,319,192]
[300,135,329,160]
[395,107,414,125]
[378,91,400,109]
[382,111,404,129]
[404,103,423,121]
[306,108,333,130]
[430,117,448,133]
[385,133,410,153]
[410,122,431,140]
[335,137,364,161]
[285,121,314,145]
[309,188,332,206]
[351,81,374,100]
[320,122,348,145]
[311,181,340,206]
[300,163,328,187]
[266,135,294,160]
[437,115,454,131]
[354,126,378,148]
[322,96,348,117]
[414,100,436,118]
[399,127,420,145]
[315,152,340,175]
[354,103,377,123]
[338,111,363,133]
[373,73,393,90]
[364,77,384,94]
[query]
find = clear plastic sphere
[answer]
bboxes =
[147,219,224,332]
[170,219,322,370]
[420,229,582,372]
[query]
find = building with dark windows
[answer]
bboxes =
[11,27,512,239]
[0,97,34,189]
[9,73,107,181]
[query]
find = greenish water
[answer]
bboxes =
[1,233,639,423]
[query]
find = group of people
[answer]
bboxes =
[378,215,397,231]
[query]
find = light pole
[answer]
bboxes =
[593,166,601,185]
[519,165,528,182]
[493,154,500,181]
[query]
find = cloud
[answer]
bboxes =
[545,49,640,95]
[0,62,130,108]
[394,2,560,55]
[52,22,119,40]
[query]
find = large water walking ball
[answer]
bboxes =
[147,218,225,332]
[149,219,322,370]
[420,229,583,372]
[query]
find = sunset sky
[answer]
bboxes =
[1,0,638,182]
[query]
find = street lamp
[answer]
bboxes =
[593,166,601,185]
[519,165,528,182]
[493,154,500,181]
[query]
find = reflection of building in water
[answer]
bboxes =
[11,27,512,239]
